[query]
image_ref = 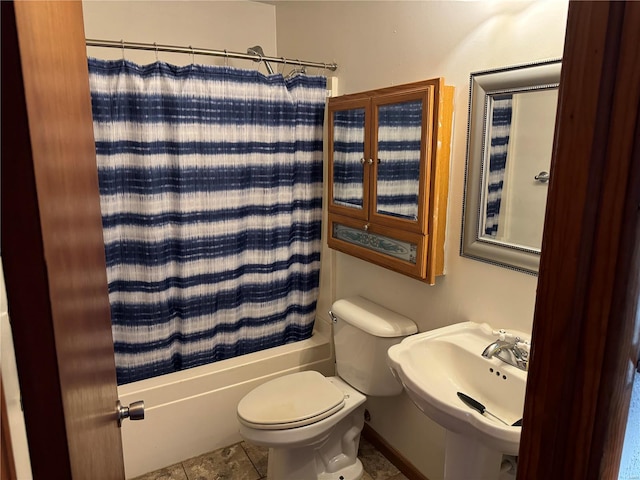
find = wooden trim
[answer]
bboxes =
[329,78,442,103]
[518,1,640,479]
[426,83,454,284]
[362,423,430,480]
[587,5,640,475]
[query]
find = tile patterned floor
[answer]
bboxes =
[132,437,408,480]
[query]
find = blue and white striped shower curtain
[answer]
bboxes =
[88,58,326,385]
[485,95,513,237]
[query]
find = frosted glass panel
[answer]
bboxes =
[332,223,417,263]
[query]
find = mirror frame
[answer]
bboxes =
[460,59,562,275]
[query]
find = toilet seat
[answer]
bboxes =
[237,371,345,430]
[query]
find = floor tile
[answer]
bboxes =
[387,473,409,480]
[181,444,260,480]
[240,441,269,478]
[131,463,188,480]
[137,435,409,480]
[357,437,402,480]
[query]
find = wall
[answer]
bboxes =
[0,261,32,479]
[275,2,568,478]
[83,1,277,70]
[619,372,640,478]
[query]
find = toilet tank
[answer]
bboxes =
[331,296,417,396]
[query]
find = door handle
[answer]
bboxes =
[117,400,145,427]
[534,171,550,183]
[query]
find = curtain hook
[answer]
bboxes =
[297,59,306,75]
[189,45,195,64]
[120,39,125,61]
[280,57,286,75]
[154,42,159,61]
[224,49,229,67]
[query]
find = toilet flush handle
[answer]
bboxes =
[328,310,338,323]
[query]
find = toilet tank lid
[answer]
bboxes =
[331,296,418,337]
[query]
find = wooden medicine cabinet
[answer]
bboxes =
[327,78,454,284]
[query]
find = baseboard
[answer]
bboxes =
[362,423,430,480]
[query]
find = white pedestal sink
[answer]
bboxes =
[387,322,529,480]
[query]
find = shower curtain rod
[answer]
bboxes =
[86,39,338,72]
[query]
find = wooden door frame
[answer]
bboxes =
[518,1,640,478]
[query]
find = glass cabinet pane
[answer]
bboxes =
[376,99,423,221]
[332,223,418,263]
[332,108,366,209]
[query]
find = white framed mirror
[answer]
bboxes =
[461,59,561,274]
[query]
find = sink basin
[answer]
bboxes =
[387,321,528,455]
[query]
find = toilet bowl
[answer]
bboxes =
[237,296,417,480]
[239,373,366,479]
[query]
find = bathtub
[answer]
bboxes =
[118,318,335,478]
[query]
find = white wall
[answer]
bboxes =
[0,261,33,479]
[83,1,277,71]
[275,2,568,478]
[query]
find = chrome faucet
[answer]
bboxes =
[482,330,530,372]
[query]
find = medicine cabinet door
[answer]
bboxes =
[328,98,371,221]
[371,89,433,234]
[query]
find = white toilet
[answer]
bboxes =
[237,296,418,480]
